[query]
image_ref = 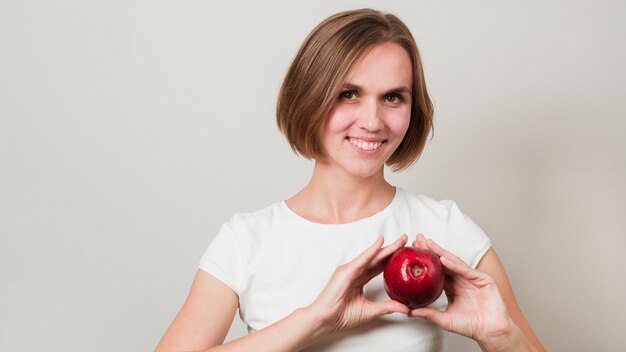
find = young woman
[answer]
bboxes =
[156,9,546,352]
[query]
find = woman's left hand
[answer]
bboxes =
[408,234,515,346]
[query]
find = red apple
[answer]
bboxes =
[383,246,445,308]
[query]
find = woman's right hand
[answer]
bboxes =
[308,235,410,334]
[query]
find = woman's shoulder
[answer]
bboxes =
[209,201,289,260]
[225,201,287,228]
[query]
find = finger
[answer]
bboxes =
[412,233,428,249]
[359,259,387,285]
[408,307,451,330]
[425,239,466,267]
[419,238,481,288]
[349,236,385,270]
[358,235,407,284]
[370,234,407,267]
[440,255,482,281]
[442,272,457,299]
[367,299,410,317]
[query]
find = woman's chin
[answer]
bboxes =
[346,164,386,179]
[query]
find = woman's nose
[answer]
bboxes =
[356,99,383,132]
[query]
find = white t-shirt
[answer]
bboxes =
[199,187,491,352]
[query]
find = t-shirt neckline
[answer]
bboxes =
[280,187,402,227]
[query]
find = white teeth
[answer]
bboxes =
[349,138,382,151]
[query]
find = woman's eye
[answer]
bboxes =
[339,91,358,100]
[384,94,403,103]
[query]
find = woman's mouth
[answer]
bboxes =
[347,137,385,152]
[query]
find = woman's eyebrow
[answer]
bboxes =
[342,83,412,94]
[387,86,412,94]
[342,83,361,91]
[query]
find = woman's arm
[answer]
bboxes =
[156,268,327,352]
[155,270,238,351]
[156,235,409,352]
[476,249,547,352]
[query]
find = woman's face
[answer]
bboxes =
[319,41,413,179]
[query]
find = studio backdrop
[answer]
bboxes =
[1,1,624,351]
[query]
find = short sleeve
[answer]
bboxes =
[442,201,492,268]
[198,219,245,295]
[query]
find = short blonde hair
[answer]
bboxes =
[276,8,434,171]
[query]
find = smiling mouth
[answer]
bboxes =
[347,137,385,152]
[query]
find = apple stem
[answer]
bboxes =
[411,266,422,277]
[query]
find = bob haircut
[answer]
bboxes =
[276,8,434,171]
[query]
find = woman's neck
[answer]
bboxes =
[285,162,396,224]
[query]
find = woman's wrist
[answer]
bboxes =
[232,306,331,352]
[302,303,336,339]
[297,305,328,341]
[477,319,536,352]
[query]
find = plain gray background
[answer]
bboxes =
[1,0,625,351]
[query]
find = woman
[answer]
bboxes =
[156,9,546,352]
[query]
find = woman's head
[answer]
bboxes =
[276,8,433,171]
